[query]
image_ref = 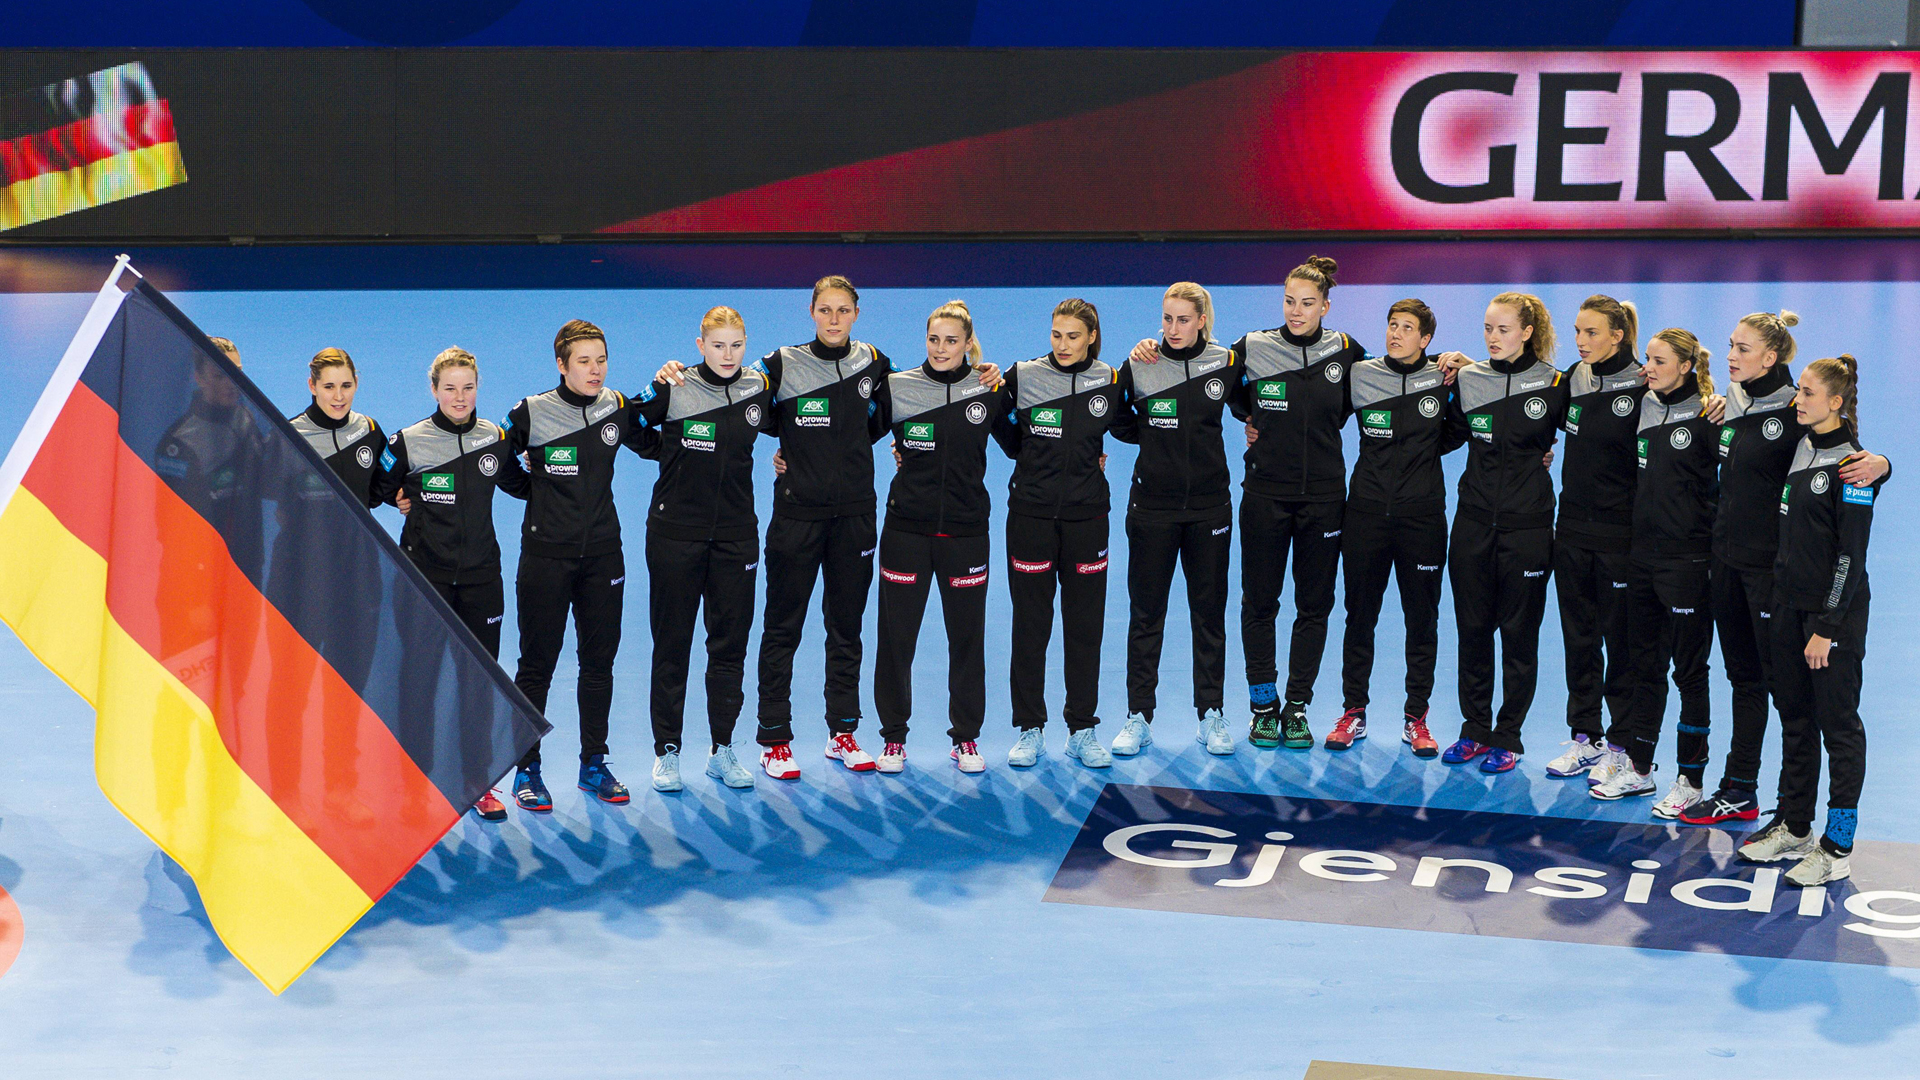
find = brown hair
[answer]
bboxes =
[1052,297,1102,360]
[700,306,745,336]
[1163,282,1215,339]
[553,319,605,361]
[309,347,355,380]
[1490,291,1556,363]
[1287,254,1339,297]
[1579,294,1640,357]
[430,346,478,386]
[928,299,982,364]
[1738,310,1800,369]
[1650,328,1714,398]
[812,275,859,307]
[1805,354,1860,435]
[207,336,239,365]
[1387,298,1436,340]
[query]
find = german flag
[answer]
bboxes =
[0,63,186,232]
[0,262,548,992]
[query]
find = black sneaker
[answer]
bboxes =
[1679,787,1761,825]
[1248,705,1281,748]
[1280,702,1313,750]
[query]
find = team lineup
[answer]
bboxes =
[256,261,1889,894]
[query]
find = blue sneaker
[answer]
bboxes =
[578,754,631,804]
[1441,738,1490,764]
[1480,747,1519,774]
[512,766,552,812]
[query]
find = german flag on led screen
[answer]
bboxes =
[0,263,548,992]
[0,63,186,232]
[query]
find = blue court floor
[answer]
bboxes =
[1,242,1917,1078]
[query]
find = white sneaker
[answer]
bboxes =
[1586,744,1629,788]
[1651,775,1702,820]
[1544,736,1607,778]
[1739,820,1818,863]
[1590,762,1656,801]
[1065,728,1112,768]
[705,745,755,789]
[1008,728,1045,768]
[760,742,801,780]
[951,740,985,774]
[1197,708,1235,756]
[823,732,877,772]
[651,751,684,793]
[876,741,907,774]
[1111,714,1152,757]
[1785,845,1852,887]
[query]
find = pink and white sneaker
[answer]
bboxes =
[760,742,801,781]
[824,732,877,772]
[951,741,986,774]
[876,742,907,774]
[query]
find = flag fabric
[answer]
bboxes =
[0,263,548,992]
[0,63,186,232]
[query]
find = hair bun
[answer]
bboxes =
[1307,255,1339,277]
[1778,310,1800,328]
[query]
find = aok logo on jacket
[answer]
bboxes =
[542,445,579,475]
[1147,398,1179,428]
[1469,413,1493,439]
[904,422,936,450]
[682,420,718,451]
[420,472,456,504]
[1255,381,1287,411]
[1030,407,1065,437]
[796,397,831,427]
[1361,409,1393,437]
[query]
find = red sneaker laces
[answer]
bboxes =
[956,741,979,756]
[766,743,793,761]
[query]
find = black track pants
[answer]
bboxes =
[1007,513,1109,732]
[1771,601,1869,831]
[648,534,758,756]
[1621,556,1714,775]
[1555,542,1635,741]
[874,528,990,745]
[1240,494,1343,703]
[513,550,625,767]
[1125,510,1231,720]
[1449,519,1553,755]
[1713,559,1776,790]
[756,513,876,743]
[1340,508,1446,716]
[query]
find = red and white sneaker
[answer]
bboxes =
[1402,711,1439,758]
[471,789,507,822]
[824,732,877,772]
[760,742,801,781]
[951,741,986,774]
[876,742,907,774]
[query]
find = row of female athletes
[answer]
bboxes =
[273,261,1883,889]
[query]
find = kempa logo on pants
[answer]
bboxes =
[1048,785,1920,967]
[796,397,831,426]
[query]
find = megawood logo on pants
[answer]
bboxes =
[1046,784,1920,968]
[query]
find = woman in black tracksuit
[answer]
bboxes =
[1225,255,1364,752]
[872,300,1009,775]
[1680,313,1889,826]
[1589,329,1718,811]
[992,298,1127,770]
[385,347,530,820]
[1738,354,1883,888]
[1337,299,1465,759]
[1440,293,1568,774]
[1111,282,1238,759]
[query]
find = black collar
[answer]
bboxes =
[1279,325,1325,348]
[556,382,599,408]
[1810,422,1857,449]
[697,362,743,387]
[1654,384,1698,406]
[1045,354,1095,374]
[1386,352,1429,376]
[808,338,853,362]
[432,409,478,434]
[1160,338,1207,363]
[1488,350,1539,376]
[1743,364,1793,397]
[1591,345,1637,378]
[304,401,348,430]
[922,359,974,385]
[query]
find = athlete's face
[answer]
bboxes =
[309,364,356,420]
[1383,312,1431,362]
[1283,279,1329,337]
[1573,309,1623,364]
[195,359,238,409]
[1051,314,1095,366]
[1484,302,1532,361]
[1643,338,1692,395]
[697,324,748,377]
[926,317,972,371]
[1162,299,1203,350]
[1726,323,1777,384]
[813,290,858,348]
[434,365,478,423]
[1794,368,1842,429]
[557,339,607,396]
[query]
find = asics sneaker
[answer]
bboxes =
[1679,788,1761,825]
[760,742,801,781]
[650,751,683,793]
[824,732,877,772]
[1402,711,1439,758]
[1785,845,1852,887]
[1280,702,1313,750]
[1198,708,1235,756]
[579,755,631,804]
[512,766,553,813]
[1248,705,1281,748]
[472,789,507,822]
[1591,763,1656,800]
[1738,819,1818,863]
[1441,738,1490,764]
[1008,727,1045,768]
[1111,713,1153,757]
[1544,734,1607,778]
[876,742,907,774]
[1324,707,1367,751]
[706,745,755,789]
[1651,775,1703,820]
[1479,747,1520,774]
[1586,744,1630,788]
[1065,728,1112,768]
[951,741,986,774]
